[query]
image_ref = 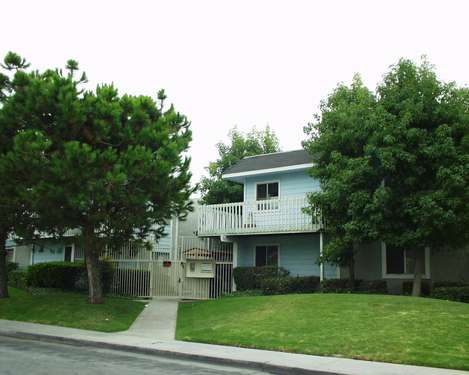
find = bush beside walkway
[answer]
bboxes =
[176,293,469,371]
[0,288,145,332]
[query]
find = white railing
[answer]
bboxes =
[198,196,322,236]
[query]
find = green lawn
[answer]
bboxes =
[177,293,469,370]
[0,288,145,332]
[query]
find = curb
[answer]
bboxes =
[0,331,339,375]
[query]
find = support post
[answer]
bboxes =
[232,241,238,292]
[319,232,324,282]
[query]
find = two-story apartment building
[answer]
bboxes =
[198,149,469,292]
[198,149,338,280]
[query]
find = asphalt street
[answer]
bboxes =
[0,336,273,375]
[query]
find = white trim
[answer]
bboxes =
[223,163,314,180]
[243,178,247,201]
[319,232,324,281]
[71,243,75,262]
[253,243,280,267]
[232,241,238,291]
[381,242,431,279]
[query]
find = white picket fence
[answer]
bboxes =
[104,237,233,299]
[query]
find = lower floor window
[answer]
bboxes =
[384,244,428,276]
[255,245,279,267]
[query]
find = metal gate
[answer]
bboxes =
[105,237,233,299]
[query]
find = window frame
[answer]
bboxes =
[253,244,280,267]
[255,181,280,211]
[255,181,280,201]
[381,242,431,279]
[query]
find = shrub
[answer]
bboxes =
[355,280,387,294]
[261,276,320,295]
[233,267,289,291]
[433,281,468,288]
[320,279,387,294]
[27,262,84,290]
[430,286,469,303]
[288,276,321,293]
[26,260,114,293]
[321,279,355,293]
[402,280,431,296]
[8,270,27,289]
[7,262,19,273]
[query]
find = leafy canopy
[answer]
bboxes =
[303,75,384,267]
[304,59,469,275]
[0,53,196,302]
[373,59,469,252]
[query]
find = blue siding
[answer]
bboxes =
[32,241,66,264]
[236,233,337,278]
[244,170,319,201]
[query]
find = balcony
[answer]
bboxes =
[198,196,322,236]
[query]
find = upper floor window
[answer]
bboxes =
[256,182,279,200]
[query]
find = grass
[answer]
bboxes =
[177,293,469,370]
[0,288,145,332]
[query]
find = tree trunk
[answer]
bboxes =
[412,250,424,297]
[84,227,103,304]
[0,230,9,298]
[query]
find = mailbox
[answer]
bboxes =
[186,259,215,278]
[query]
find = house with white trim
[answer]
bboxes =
[198,149,469,292]
[7,219,181,269]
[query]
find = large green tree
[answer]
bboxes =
[0,52,50,298]
[200,126,280,204]
[303,75,384,284]
[0,54,194,303]
[373,59,469,295]
[305,60,469,296]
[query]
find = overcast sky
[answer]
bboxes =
[2,0,468,188]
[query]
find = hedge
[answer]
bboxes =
[26,261,114,293]
[7,262,19,273]
[8,270,27,289]
[26,262,84,290]
[430,286,469,303]
[321,279,387,294]
[261,276,320,295]
[402,280,432,296]
[233,267,289,291]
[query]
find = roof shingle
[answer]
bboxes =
[224,149,313,175]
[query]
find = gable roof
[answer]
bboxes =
[223,149,313,177]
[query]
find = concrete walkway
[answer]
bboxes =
[0,319,467,375]
[126,298,178,340]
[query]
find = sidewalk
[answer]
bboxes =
[126,298,178,340]
[0,319,467,375]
